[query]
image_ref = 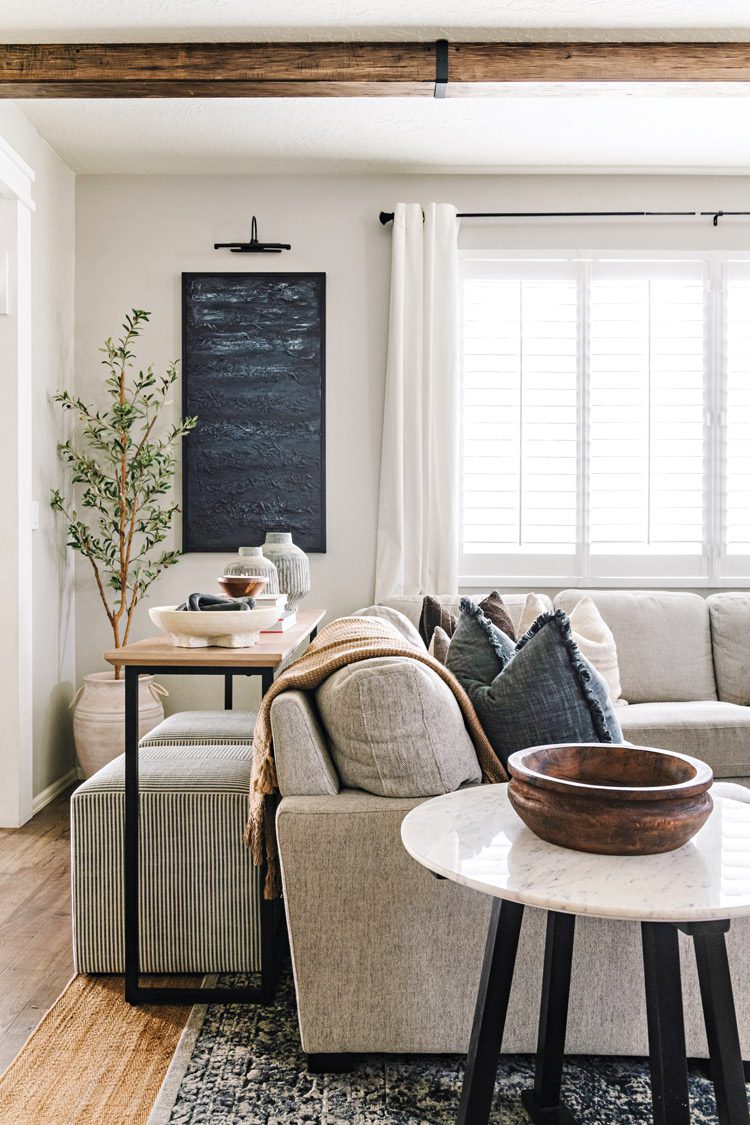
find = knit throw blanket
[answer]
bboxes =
[246,615,508,898]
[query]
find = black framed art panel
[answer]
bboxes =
[181,272,326,553]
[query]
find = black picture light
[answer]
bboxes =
[214,215,291,253]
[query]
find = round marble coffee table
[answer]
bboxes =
[401,782,750,1125]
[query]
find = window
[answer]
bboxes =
[460,252,750,586]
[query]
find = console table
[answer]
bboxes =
[401,782,750,1125]
[105,607,325,1007]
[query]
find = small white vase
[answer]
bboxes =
[223,546,279,593]
[72,671,165,779]
[261,532,311,612]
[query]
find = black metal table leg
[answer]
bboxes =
[684,920,750,1125]
[224,673,233,709]
[124,666,140,1004]
[641,922,691,1125]
[521,911,577,1124]
[457,898,525,1125]
[124,662,283,1006]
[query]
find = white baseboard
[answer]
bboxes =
[31,767,82,815]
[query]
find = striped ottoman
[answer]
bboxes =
[71,711,260,974]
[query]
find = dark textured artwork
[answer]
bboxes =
[182,272,326,552]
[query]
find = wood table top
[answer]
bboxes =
[105,608,326,668]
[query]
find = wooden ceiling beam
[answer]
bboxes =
[3,41,750,98]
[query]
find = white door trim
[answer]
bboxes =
[0,135,34,826]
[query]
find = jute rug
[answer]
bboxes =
[149,971,731,1125]
[0,975,193,1124]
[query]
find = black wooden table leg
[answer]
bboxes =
[641,922,691,1125]
[124,665,140,1004]
[686,920,750,1125]
[521,911,577,1124]
[457,898,524,1125]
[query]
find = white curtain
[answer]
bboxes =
[375,202,460,601]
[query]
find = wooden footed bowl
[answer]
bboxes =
[507,743,713,856]
[217,575,269,598]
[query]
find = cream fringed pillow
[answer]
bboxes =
[569,596,627,707]
[517,593,549,637]
[428,625,452,665]
[517,593,627,707]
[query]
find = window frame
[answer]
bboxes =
[458,248,750,589]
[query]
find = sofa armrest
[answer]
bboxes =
[270,690,340,796]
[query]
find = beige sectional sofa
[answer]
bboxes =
[274,590,750,1062]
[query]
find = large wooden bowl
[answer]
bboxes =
[507,743,713,856]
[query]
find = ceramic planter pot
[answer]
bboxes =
[72,670,166,779]
[223,546,279,594]
[261,532,311,612]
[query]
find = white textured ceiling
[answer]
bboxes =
[14,96,750,176]
[6,2,750,174]
[3,1,750,41]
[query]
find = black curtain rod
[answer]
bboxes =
[378,209,750,227]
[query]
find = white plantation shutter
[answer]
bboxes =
[460,253,721,584]
[588,260,706,562]
[462,264,578,571]
[724,263,750,563]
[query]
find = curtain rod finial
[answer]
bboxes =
[379,211,394,225]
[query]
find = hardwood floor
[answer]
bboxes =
[0,787,77,1074]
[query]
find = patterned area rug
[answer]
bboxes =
[149,972,727,1125]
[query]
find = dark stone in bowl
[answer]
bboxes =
[507,743,713,856]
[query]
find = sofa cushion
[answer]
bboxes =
[418,590,516,648]
[554,590,717,704]
[619,701,750,778]
[352,605,425,650]
[708,593,750,705]
[446,601,622,767]
[315,656,481,798]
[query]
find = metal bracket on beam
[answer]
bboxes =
[434,39,448,98]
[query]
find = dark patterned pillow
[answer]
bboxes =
[446,600,622,768]
[418,591,516,648]
[418,597,457,648]
[480,590,516,640]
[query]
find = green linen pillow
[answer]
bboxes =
[446,598,515,686]
[447,599,623,768]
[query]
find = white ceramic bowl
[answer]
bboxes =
[149,605,281,648]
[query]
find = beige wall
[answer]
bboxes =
[0,104,76,801]
[74,171,750,712]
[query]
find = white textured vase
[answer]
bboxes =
[72,671,165,779]
[223,546,279,594]
[261,532,311,611]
